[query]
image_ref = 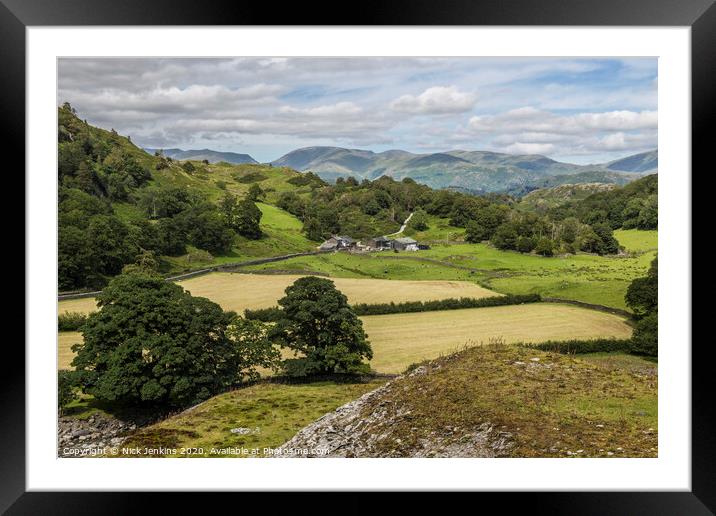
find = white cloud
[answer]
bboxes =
[573,110,658,131]
[390,86,476,115]
[460,106,657,158]
[58,57,657,162]
[279,102,363,118]
[504,142,556,155]
[468,108,657,135]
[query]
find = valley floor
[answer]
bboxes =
[57,229,656,459]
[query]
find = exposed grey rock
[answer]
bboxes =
[273,368,514,458]
[58,413,137,457]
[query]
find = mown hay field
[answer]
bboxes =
[58,331,81,370]
[362,303,633,373]
[58,273,500,315]
[59,303,632,374]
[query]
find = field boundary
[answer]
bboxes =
[245,294,538,321]
[57,250,332,300]
[542,297,633,318]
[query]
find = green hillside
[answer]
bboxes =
[58,104,321,290]
[58,105,657,292]
[518,183,618,212]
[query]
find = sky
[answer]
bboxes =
[58,57,657,164]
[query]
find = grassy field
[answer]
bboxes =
[402,214,467,242]
[108,379,386,457]
[159,202,317,273]
[362,304,633,373]
[60,230,656,315]
[243,232,657,310]
[579,352,657,374]
[152,162,316,206]
[613,229,658,253]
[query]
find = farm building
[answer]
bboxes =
[367,236,393,250]
[319,235,357,251]
[337,236,357,249]
[393,237,418,251]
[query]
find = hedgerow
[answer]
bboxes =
[58,311,88,331]
[245,294,541,321]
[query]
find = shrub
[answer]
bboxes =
[630,312,657,356]
[465,222,489,243]
[625,258,657,316]
[234,171,267,183]
[244,306,283,322]
[410,209,429,231]
[247,183,264,201]
[516,236,536,253]
[58,311,88,331]
[535,237,555,256]
[287,172,324,187]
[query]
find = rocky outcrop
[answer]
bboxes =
[273,366,514,458]
[58,413,136,457]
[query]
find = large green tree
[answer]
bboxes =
[73,272,241,407]
[269,276,373,377]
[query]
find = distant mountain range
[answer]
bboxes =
[144,144,657,194]
[604,150,658,173]
[271,146,657,194]
[144,147,258,165]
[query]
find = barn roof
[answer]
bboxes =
[394,237,417,244]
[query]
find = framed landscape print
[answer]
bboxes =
[8,0,713,511]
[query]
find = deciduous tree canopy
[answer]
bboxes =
[269,277,373,377]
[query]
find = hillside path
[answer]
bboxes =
[387,212,414,236]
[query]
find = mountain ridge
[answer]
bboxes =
[144,147,258,165]
[142,142,657,194]
[271,146,657,193]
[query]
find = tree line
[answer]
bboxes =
[547,174,658,230]
[277,172,624,256]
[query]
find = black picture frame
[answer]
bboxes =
[4,0,712,512]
